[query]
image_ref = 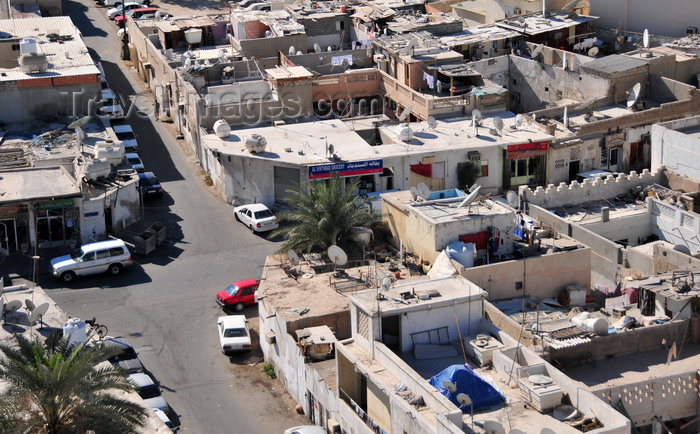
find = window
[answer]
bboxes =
[96,250,110,259]
[82,252,96,262]
[109,248,125,256]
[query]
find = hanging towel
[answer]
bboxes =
[423,71,434,89]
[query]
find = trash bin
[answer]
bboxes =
[134,228,157,255]
[149,221,166,245]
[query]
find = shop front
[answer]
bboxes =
[308,159,384,195]
[0,204,29,255]
[35,198,80,249]
[503,141,549,189]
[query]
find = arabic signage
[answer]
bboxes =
[308,159,383,179]
[506,141,549,159]
[0,204,27,218]
[38,198,75,210]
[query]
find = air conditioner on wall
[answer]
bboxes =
[687,26,698,35]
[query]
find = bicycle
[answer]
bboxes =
[85,317,109,339]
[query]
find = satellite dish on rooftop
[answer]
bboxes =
[456,393,472,408]
[575,98,595,112]
[410,186,419,200]
[493,116,504,135]
[288,45,296,56]
[512,114,524,130]
[457,185,481,208]
[68,116,91,129]
[673,244,691,255]
[643,29,650,49]
[218,49,228,63]
[28,302,49,326]
[327,245,348,267]
[483,420,506,434]
[588,46,599,57]
[398,105,413,122]
[627,82,642,108]
[417,183,431,200]
[443,380,457,393]
[5,299,21,314]
[472,109,482,121]
[381,277,391,292]
[427,116,437,130]
[506,190,519,208]
[530,45,544,60]
[562,0,580,10]
[313,42,322,53]
[287,250,300,266]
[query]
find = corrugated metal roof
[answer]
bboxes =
[0,16,99,82]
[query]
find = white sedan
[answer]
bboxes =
[233,203,278,232]
[217,315,251,355]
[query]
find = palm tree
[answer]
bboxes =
[0,332,148,434]
[272,174,382,257]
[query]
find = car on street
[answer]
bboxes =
[114,7,161,26]
[215,278,259,311]
[217,315,251,355]
[283,426,326,434]
[97,89,125,120]
[126,152,145,172]
[112,124,138,153]
[50,239,132,282]
[100,336,145,373]
[129,373,168,412]
[107,2,145,20]
[137,172,164,198]
[233,203,278,232]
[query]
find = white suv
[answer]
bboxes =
[50,239,132,283]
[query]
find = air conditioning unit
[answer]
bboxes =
[373,53,386,63]
[687,26,698,35]
[513,7,521,15]
[265,331,276,344]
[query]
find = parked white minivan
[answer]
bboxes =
[50,239,132,283]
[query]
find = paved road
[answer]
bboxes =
[44,1,304,432]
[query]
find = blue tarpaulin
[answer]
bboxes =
[429,364,505,412]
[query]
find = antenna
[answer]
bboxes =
[587,46,599,57]
[457,185,481,208]
[398,105,413,122]
[506,190,519,209]
[417,183,431,200]
[313,42,321,53]
[643,29,650,49]
[493,116,504,135]
[427,116,437,130]
[626,82,642,108]
[409,186,419,201]
[443,380,457,393]
[327,245,348,270]
[512,114,523,130]
[288,45,296,56]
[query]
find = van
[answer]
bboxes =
[50,239,133,283]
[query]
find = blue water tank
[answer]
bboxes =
[446,241,475,268]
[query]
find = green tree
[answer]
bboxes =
[0,333,148,434]
[456,161,482,191]
[272,174,382,257]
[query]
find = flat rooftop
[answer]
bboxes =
[0,166,80,204]
[439,25,521,48]
[554,198,648,224]
[495,11,597,36]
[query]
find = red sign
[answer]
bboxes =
[507,141,549,159]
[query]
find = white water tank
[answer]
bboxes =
[350,227,373,245]
[19,38,38,55]
[394,123,413,142]
[213,119,231,138]
[83,158,112,180]
[95,140,124,166]
[446,241,475,268]
[245,134,267,153]
[570,312,609,336]
[184,28,203,44]
[63,317,87,346]
[19,52,48,74]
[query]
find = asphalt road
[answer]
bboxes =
[44,1,304,432]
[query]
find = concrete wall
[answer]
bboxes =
[237,33,307,59]
[0,78,100,123]
[397,301,483,351]
[627,241,700,274]
[589,0,700,37]
[582,211,651,245]
[652,115,700,180]
[460,247,591,302]
[650,197,700,255]
[79,177,139,244]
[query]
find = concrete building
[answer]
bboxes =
[590,0,700,38]
[0,17,100,123]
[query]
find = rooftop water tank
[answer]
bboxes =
[213,119,231,138]
[446,241,475,268]
[19,38,38,55]
[95,140,124,166]
[63,317,87,346]
[184,28,203,44]
[350,227,373,246]
[19,52,48,74]
[394,123,413,142]
[245,134,267,153]
[82,158,112,181]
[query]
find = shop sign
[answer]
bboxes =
[84,211,99,217]
[506,141,549,159]
[308,159,383,179]
[606,133,626,148]
[38,198,75,210]
[0,204,27,218]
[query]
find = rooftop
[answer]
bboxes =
[439,25,521,48]
[495,10,597,36]
[0,166,80,204]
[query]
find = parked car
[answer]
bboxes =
[137,172,163,198]
[233,203,278,232]
[107,2,144,20]
[114,7,160,25]
[126,152,144,172]
[283,426,326,434]
[113,124,138,153]
[104,0,149,7]
[217,315,251,355]
[153,408,175,430]
[129,373,168,412]
[100,336,145,373]
[97,89,125,120]
[50,239,132,283]
[215,278,259,311]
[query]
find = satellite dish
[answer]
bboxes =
[443,380,457,393]
[327,143,335,157]
[575,98,595,112]
[327,245,348,267]
[493,116,504,134]
[627,83,642,108]
[673,244,691,255]
[528,374,553,385]
[313,42,321,53]
[287,250,300,266]
[296,51,303,56]
[506,190,519,208]
[398,105,413,122]
[643,29,649,49]
[562,0,580,10]
[381,277,391,292]
[483,420,506,434]
[513,114,523,130]
[427,116,437,130]
[410,186,419,200]
[28,302,49,325]
[472,109,482,122]
[218,49,228,63]
[530,45,544,60]
[183,57,192,68]
[5,299,21,313]
[588,46,599,57]
[288,45,296,56]
[457,185,481,208]
[68,116,91,129]
[455,393,472,408]
[327,46,332,52]
[436,80,442,94]
[417,183,431,200]
[25,299,36,313]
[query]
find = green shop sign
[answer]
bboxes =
[38,198,75,210]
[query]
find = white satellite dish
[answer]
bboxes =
[288,45,296,56]
[409,186,419,200]
[457,185,481,208]
[643,29,650,49]
[313,42,322,53]
[417,183,431,200]
[673,244,691,255]
[455,393,472,408]
[530,45,544,60]
[575,98,595,112]
[28,302,49,326]
[287,250,300,266]
[327,143,335,157]
[528,374,553,385]
[427,116,437,130]
[443,380,457,393]
[472,109,482,122]
[183,57,192,68]
[562,0,580,10]
[381,277,391,292]
[68,116,91,129]
[25,299,35,313]
[627,83,642,108]
[436,80,442,94]
[506,190,519,208]
[483,420,506,434]
[296,51,303,56]
[588,46,599,57]
[493,116,504,134]
[512,114,523,130]
[398,105,413,122]
[218,49,228,63]
[327,245,348,267]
